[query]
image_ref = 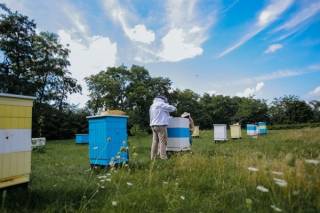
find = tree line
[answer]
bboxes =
[86,66,320,132]
[1,4,319,139]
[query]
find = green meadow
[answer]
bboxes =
[2,128,320,213]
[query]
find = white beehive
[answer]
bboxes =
[213,124,228,142]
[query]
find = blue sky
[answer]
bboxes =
[3,0,320,106]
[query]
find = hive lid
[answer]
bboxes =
[100,110,126,116]
[87,114,129,119]
[0,93,36,100]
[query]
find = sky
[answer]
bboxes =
[2,0,320,106]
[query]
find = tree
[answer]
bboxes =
[0,4,82,137]
[86,65,172,130]
[234,97,269,124]
[0,5,81,106]
[269,95,313,124]
[0,3,36,94]
[86,66,131,113]
[170,89,201,124]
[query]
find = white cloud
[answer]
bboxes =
[155,0,212,62]
[102,0,215,63]
[257,0,293,27]
[122,24,155,44]
[309,86,320,97]
[264,43,283,54]
[273,2,320,40]
[158,28,203,62]
[236,82,265,97]
[103,0,155,44]
[218,0,293,58]
[58,30,117,106]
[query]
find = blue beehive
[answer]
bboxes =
[75,134,89,144]
[87,115,128,166]
[258,122,267,135]
[247,124,258,136]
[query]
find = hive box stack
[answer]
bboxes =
[0,93,35,189]
[247,124,258,137]
[258,122,267,135]
[213,124,228,142]
[87,114,129,166]
[167,117,190,151]
[230,124,242,139]
[75,134,89,144]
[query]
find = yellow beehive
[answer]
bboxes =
[0,93,35,189]
[230,124,242,139]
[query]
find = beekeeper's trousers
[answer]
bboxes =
[151,125,168,160]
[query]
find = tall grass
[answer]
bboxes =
[1,128,320,212]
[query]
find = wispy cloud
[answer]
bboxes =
[264,43,283,54]
[273,1,320,41]
[245,68,319,84]
[217,0,293,58]
[220,0,240,14]
[213,65,320,88]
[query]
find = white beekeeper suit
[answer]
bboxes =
[149,96,176,160]
[150,97,176,126]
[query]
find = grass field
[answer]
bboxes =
[2,128,320,212]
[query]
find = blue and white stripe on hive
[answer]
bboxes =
[247,124,258,136]
[167,117,190,151]
[258,122,267,135]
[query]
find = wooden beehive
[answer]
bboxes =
[230,124,242,139]
[0,93,35,189]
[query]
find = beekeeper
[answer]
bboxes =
[149,95,176,160]
[181,112,195,145]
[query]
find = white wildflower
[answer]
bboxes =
[100,185,105,189]
[271,204,282,212]
[273,178,287,187]
[162,181,168,185]
[271,171,283,176]
[305,159,320,165]
[248,167,259,172]
[112,201,117,206]
[180,195,185,200]
[100,179,105,183]
[175,182,179,186]
[106,178,111,182]
[106,173,111,176]
[256,185,269,192]
[126,182,133,186]
[97,175,107,179]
